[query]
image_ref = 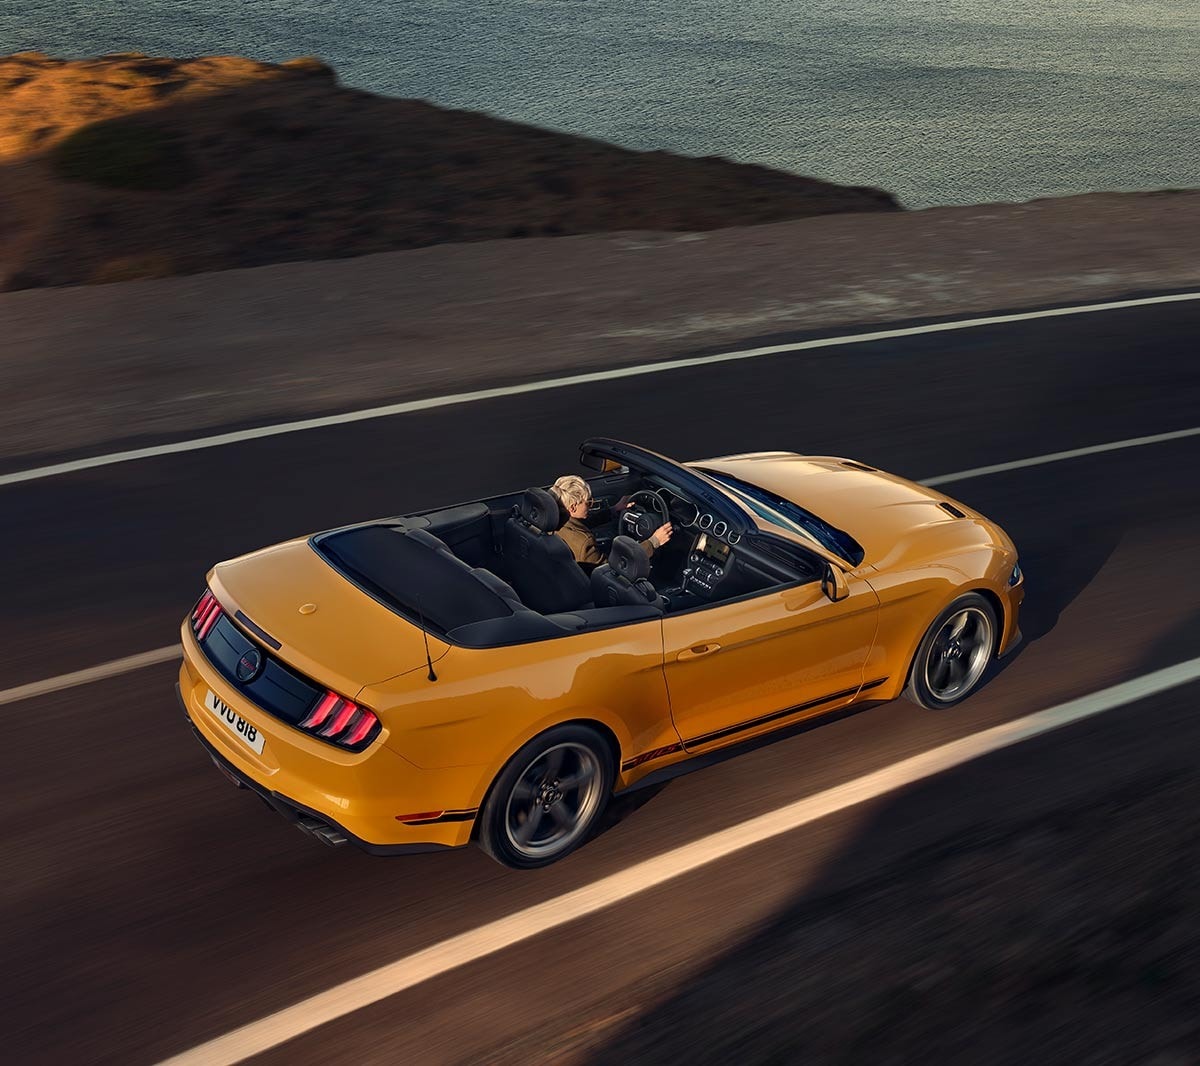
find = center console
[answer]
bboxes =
[685,532,732,594]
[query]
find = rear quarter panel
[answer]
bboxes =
[357,615,676,808]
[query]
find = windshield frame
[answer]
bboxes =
[695,468,866,567]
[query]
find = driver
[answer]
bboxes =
[549,474,672,566]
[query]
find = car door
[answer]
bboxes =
[662,573,880,753]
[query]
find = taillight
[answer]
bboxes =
[191,588,224,641]
[299,689,380,751]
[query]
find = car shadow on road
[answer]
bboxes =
[972,480,1126,692]
[577,637,1200,1066]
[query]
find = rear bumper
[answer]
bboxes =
[178,684,448,855]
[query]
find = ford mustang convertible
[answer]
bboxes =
[178,438,1024,868]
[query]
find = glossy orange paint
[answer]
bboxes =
[178,448,1022,854]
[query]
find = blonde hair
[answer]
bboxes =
[551,474,590,510]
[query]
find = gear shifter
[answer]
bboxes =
[679,566,693,595]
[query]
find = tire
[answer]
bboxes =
[904,593,998,710]
[477,723,614,869]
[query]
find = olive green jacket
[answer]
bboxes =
[555,517,655,566]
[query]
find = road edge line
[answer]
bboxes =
[0,646,180,707]
[157,656,1200,1066]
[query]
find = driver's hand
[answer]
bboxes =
[615,494,635,511]
[650,522,674,547]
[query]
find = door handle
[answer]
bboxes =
[677,643,721,661]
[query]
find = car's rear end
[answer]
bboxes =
[178,536,483,852]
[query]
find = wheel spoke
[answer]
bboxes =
[548,803,575,829]
[540,748,566,781]
[511,778,537,804]
[947,658,967,688]
[515,804,545,845]
[950,612,970,639]
[557,766,595,793]
[931,656,952,691]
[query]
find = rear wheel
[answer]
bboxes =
[904,593,998,709]
[478,724,614,869]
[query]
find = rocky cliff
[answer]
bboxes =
[0,52,899,290]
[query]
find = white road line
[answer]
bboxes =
[6,420,1200,708]
[3,290,1199,489]
[159,655,1200,1066]
[0,646,181,706]
[923,425,1200,486]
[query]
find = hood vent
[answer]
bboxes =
[840,460,876,472]
[939,501,967,518]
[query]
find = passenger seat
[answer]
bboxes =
[590,536,664,610]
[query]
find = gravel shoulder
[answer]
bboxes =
[2,188,1199,468]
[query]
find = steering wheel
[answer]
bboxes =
[621,490,670,542]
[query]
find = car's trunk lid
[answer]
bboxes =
[209,537,448,696]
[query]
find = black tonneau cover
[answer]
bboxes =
[314,525,512,635]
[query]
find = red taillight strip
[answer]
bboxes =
[191,591,215,624]
[340,710,379,747]
[298,690,379,749]
[196,599,223,640]
[300,691,340,730]
[318,699,359,738]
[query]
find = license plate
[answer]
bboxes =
[204,689,266,755]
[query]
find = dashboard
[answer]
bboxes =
[658,487,742,546]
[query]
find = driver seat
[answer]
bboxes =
[503,488,592,614]
[590,536,664,610]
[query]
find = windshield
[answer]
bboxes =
[700,470,865,566]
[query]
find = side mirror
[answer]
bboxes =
[821,562,850,603]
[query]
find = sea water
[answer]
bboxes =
[3,0,1197,207]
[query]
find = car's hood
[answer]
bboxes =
[208,537,449,695]
[693,454,1012,568]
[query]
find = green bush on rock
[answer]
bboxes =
[50,120,193,191]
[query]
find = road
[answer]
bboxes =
[2,297,1198,1064]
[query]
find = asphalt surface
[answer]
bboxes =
[2,299,1198,1064]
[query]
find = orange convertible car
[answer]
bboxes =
[179,438,1023,868]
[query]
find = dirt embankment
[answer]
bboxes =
[0,52,898,291]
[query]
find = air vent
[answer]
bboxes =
[939,502,967,518]
[840,461,876,472]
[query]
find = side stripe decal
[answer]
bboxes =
[622,677,890,771]
[685,677,888,749]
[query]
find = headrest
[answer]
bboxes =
[518,487,561,533]
[608,535,650,581]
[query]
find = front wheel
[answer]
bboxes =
[478,724,614,869]
[904,593,998,710]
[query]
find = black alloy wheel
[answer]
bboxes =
[478,723,614,869]
[904,592,998,709]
